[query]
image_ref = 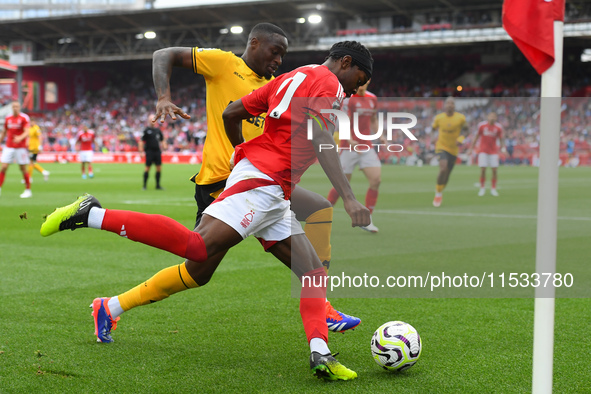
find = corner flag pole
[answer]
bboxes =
[532,18,563,394]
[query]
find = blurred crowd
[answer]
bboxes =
[17,48,590,167]
[381,97,591,166]
[36,80,208,154]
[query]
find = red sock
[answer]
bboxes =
[23,173,30,189]
[492,178,497,189]
[365,188,378,214]
[300,267,328,343]
[88,164,93,174]
[101,209,208,262]
[0,172,5,187]
[327,188,339,205]
[480,177,485,188]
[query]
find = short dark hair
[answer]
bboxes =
[327,41,373,78]
[327,41,372,62]
[249,23,287,39]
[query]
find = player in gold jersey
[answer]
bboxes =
[27,119,50,182]
[431,97,467,207]
[112,23,360,332]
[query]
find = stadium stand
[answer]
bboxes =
[1,0,590,165]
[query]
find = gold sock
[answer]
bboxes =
[28,164,34,177]
[436,184,445,193]
[118,262,198,312]
[304,207,333,273]
[34,163,45,173]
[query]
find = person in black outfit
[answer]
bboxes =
[139,117,166,190]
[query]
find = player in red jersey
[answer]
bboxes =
[0,101,32,198]
[469,112,505,196]
[326,80,381,233]
[41,41,373,381]
[76,124,95,179]
[151,24,359,332]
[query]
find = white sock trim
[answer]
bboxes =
[88,207,106,229]
[310,337,330,355]
[107,296,124,319]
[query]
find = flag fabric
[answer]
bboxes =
[502,0,565,75]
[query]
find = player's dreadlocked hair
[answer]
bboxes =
[326,41,373,79]
[249,23,288,39]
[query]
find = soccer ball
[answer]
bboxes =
[370,321,422,371]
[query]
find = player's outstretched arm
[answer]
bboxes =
[221,99,248,147]
[468,132,480,154]
[310,123,370,228]
[499,129,506,152]
[0,126,7,145]
[15,127,28,143]
[152,47,192,123]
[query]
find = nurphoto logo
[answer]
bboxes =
[306,109,418,152]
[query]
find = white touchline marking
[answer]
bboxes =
[372,209,591,222]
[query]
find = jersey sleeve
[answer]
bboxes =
[307,72,344,126]
[191,47,232,79]
[241,79,276,117]
[432,115,439,129]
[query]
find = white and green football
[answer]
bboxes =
[370,321,422,371]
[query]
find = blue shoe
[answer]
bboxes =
[89,173,94,179]
[91,297,119,343]
[82,174,87,179]
[326,301,361,332]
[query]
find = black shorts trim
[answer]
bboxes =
[194,178,227,228]
[145,150,162,166]
[436,150,457,171]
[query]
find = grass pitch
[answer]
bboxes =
[0,162,589,393]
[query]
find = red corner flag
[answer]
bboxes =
[502,0,565,75]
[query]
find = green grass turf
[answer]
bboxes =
[0,162,589,392]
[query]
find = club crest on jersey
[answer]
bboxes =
[240,210,255,229]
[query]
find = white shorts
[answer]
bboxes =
[79,151,94,163]
[203,158,304,243]
[340,148,381,174]
[478,153,499,168]
[1,147,30,165]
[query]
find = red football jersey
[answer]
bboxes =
[77,129,95,151]
[340,91,378,148]
[4,113,30,148]
[238,64,345,199]
[476,121,503,154]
